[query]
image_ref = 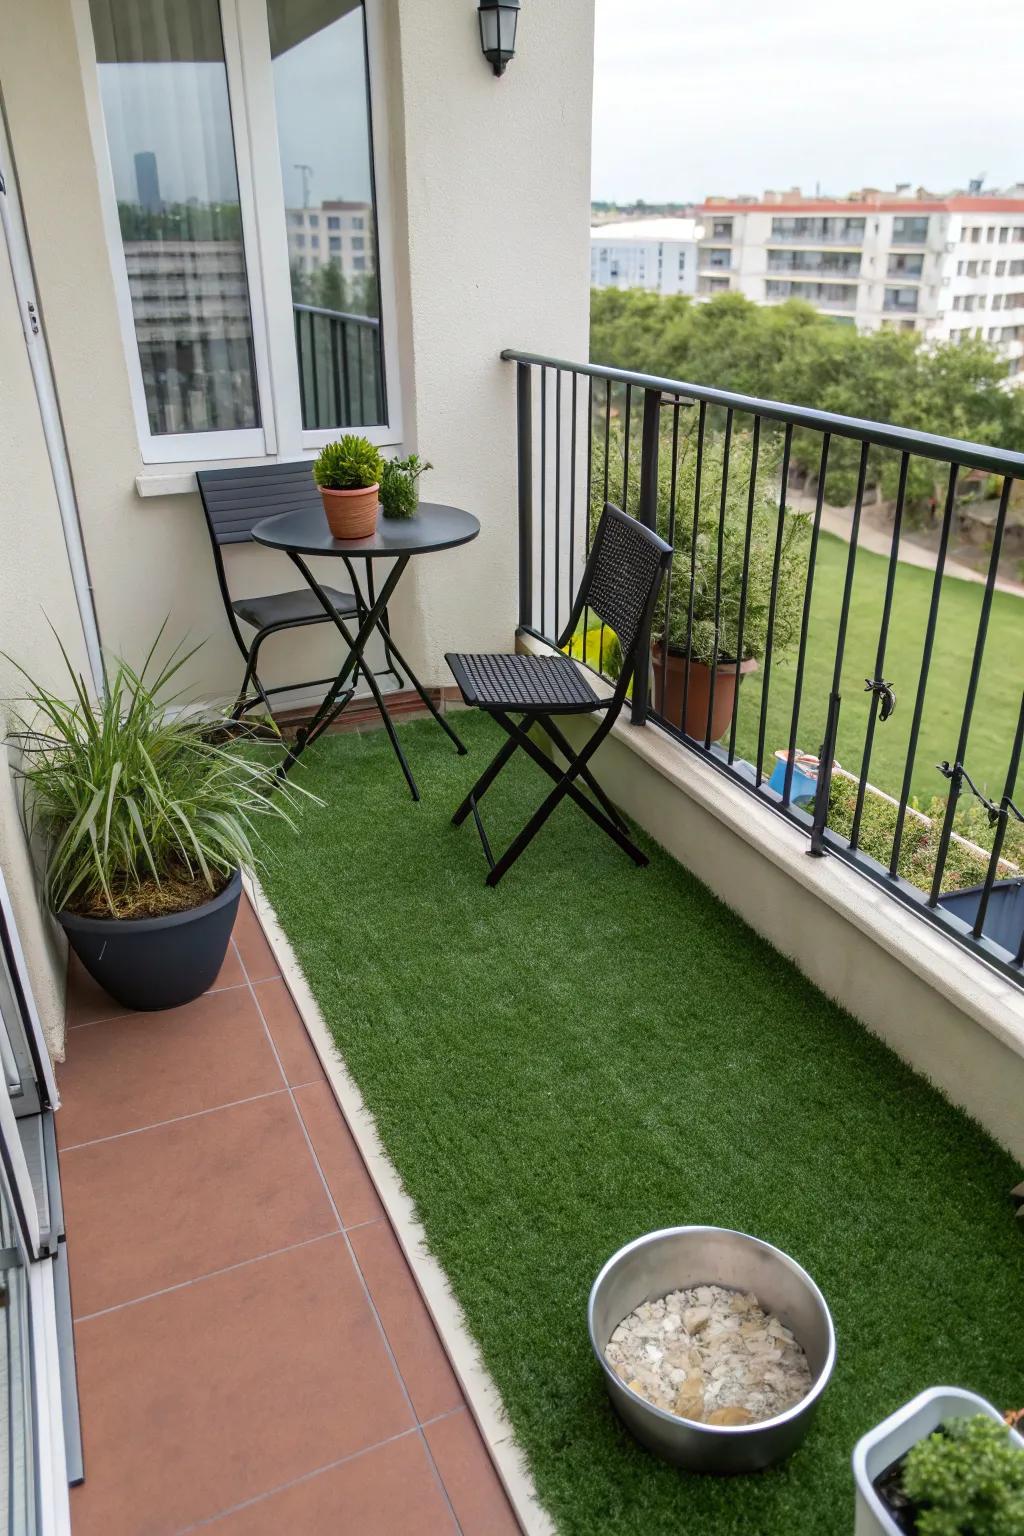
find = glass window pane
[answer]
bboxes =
[88,0,261,436]
[268,0,386,429]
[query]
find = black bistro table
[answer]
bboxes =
[252,502,480,798]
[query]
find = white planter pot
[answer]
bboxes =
[853,1386,1024,1535]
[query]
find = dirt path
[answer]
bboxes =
[788,490,1024,599]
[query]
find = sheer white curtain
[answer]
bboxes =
[89,0,260,435]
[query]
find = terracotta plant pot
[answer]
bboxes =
[319,483,380,539]
[651,643,758,742]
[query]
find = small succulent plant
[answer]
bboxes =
[380,453,432,519]
[312,435,383,491]
[900,1413,1024,1536]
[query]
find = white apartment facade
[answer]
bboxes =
[695,196,1024,376]
[286,199,373,283]
[590,217,704,297]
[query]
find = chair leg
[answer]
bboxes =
[451,717,528,826]
[231,631,273,722]
[481,712,648,884]
[539,717,630,833]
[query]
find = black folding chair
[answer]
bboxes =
[447,502,673,886]
[196,462,402,723]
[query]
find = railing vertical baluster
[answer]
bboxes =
[340,319,352,426]
[583,375,594,642]
[754,422,794,784]
[783,432,831,804]
[599,379,611,674]
[889,462,958,877]
[728,415,761,764]
[569,371,578,615]
[621,383,633,509]
[705,408,733,748]
[971,690,1024,943]
[681,401,708,736]
[330,315,343,431]
[554,370,562,639]
[805,439,868,845]
[540,366,548,636]
[850,451,909,849]
[516,362,533,631]
[295,308,307,427]
[657,399,682,726]
[632,387,662,726]
[309,312,321,427]
[928,474,1013,905]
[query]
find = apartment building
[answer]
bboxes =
[695,194,1024,375]
[286,199,373,281]
[590,216,704,297]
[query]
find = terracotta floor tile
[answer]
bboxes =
[233,898,281,981]
[56,986,283,1148]
[350,1219,462,1423]
[295,1081,384,1228]
[65,943,245,1029]
[69,1237,413,1536]
[253,977,323,1086]
[203,1432,458,1535]
[63,1093,336,1315]
[425,1409,523,1536]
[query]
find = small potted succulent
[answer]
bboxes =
[380,453,432,520]
[8,630,308,1012]
[853,1387,1024,1535]
[312,435,383,539]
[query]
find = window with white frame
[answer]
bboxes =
[79,0,400,464]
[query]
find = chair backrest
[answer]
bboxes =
[575,503,673,661]
[196,461,321,546]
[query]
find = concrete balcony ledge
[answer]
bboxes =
[517,633,1024,1158]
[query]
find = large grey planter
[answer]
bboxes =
[853,1385,1024,1535]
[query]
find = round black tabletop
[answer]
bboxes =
[252,501,480,559]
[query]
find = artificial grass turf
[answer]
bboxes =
[256,712,1024,1536]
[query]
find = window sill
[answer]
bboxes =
[135,445,404,499]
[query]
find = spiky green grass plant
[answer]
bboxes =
[8,629,308,918]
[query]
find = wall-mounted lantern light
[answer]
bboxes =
[477,0,520,76]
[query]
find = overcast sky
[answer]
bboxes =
[592,0,1024,204]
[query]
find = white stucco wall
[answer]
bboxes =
[0,0,594,703]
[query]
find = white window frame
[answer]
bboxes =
[72,0,402,466]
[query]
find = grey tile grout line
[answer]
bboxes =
[180,1405,470,1533]
[73,1229,341,1323]
[72,1207,386,1324]
[59,1086,291,1152]
[67,940,281,1030]
[237,947,466,1536]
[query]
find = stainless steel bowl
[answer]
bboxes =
[588,1226,836,1474]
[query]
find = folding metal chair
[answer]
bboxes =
[196,462,402,723]
[447,502,673,886]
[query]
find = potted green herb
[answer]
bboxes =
[853,1388,1024,1535]
[593,427,809,741]
[312,435,383,539]
[380,453,432,520]
[8,631,307,1012]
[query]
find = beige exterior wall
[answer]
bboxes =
[0,0,593,703]
[0,175,93,1057]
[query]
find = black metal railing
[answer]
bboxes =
[503,347,1024,985]
[293,303,383,429]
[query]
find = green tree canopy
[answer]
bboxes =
[590,290,1024,511]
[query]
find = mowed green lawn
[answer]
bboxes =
[729,532,1022,807]
[258,715,1024,1536]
